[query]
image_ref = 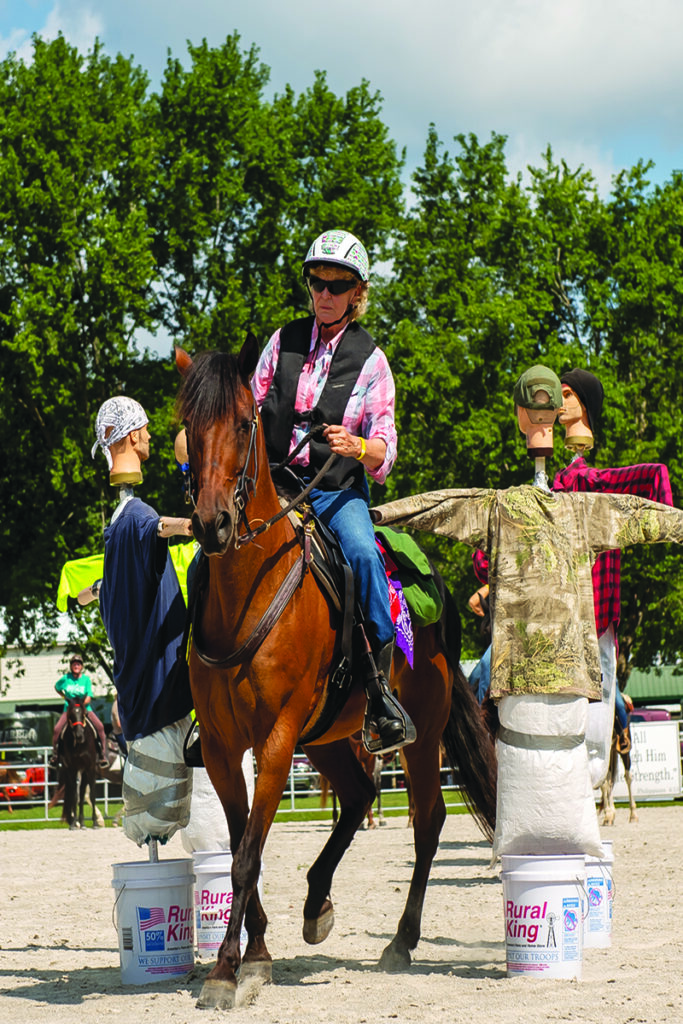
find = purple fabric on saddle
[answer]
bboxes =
[390,578,414,668]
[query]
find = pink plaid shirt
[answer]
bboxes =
[251,321,397,484]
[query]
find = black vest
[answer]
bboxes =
[260,316,377,491]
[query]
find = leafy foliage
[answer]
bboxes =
[2,32,683,688]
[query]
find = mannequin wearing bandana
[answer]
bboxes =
[89,397,193,743]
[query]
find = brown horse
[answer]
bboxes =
[177,339,496,1010]
[59,697,100,830]
[598,715,638,826]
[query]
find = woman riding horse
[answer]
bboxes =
[177,333,497,1010]
[252,229,411,754]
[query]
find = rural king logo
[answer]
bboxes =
[137,906,166,952]
[196,887,234,926]
[505,900,548,945]
[136,904,192,951]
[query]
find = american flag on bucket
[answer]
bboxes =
[137,907,166,931]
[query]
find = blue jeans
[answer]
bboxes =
[309,485,394,648]
[615,687,629,731]
[469,644,491,704]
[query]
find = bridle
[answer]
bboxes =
[68,701,86,732]
[232,404,260,547]
[186,402,337,551]
[187,402,338,670]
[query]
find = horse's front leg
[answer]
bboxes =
[302,740,376,944]
[77,771,88,829]
[197,732,294,1011]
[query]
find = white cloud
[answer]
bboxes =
[0,2,102,63]
[4,0,683,185]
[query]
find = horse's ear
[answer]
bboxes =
[238,333,260,380]
[175,346,193,377]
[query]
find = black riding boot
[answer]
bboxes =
[363,640,416,755]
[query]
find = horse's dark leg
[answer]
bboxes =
[64,772,77,829]
[302,740,376,943]
[379,737,446,972]
[198,739,285,1011]
[77,771,86,829]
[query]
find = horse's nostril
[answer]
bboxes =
[192,513,205,542]
[215,511,231,541]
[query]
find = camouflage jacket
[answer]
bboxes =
[371,487,683,700]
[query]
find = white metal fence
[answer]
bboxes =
[2,723,682,826]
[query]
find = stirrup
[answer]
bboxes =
[617,730,631,755]
[362,696,416,756]
[183,721,204,767]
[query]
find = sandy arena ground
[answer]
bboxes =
[0,805,681,1024]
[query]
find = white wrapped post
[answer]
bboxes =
[122,714,194,847]
[492,694,604,863]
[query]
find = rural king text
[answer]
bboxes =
[166,904,192,942]
[505,900,547,944]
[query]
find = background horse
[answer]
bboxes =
[177,340,497,1010]
[598,712,637,825]
[58,697,100,830]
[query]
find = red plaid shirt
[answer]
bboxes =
[552,458,672,635]
[472,458,673,637]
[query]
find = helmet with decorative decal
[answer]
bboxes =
[302,230,370,282]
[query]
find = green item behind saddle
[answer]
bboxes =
[375,525,443,627]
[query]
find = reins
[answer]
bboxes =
[188,400,339,669]
[234,418,337,548]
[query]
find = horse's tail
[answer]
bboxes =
[436,578,497,842]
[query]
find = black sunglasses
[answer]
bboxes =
[307,274,358,296]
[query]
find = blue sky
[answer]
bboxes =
[3,0,683,195]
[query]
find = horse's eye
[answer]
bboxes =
[238,419,251,434]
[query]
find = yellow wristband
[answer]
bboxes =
[356,437,367,461]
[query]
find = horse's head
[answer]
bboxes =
[176,335,261,555]
[67,698,86,742]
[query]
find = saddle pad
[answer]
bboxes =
[374,526,443,627]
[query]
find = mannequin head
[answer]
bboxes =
[513,365,563,458]
[174,428,189,468]
[91,396,149,486]
[559,368,604,452]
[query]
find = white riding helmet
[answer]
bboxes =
[303,230,370,282]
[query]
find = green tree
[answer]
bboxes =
[151,35,404,351]
[0,34,165,649]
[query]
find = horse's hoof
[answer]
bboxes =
[303,905,334,945]
[196,978,237,1010]
[239,959,272,983]
[378,940,411,973]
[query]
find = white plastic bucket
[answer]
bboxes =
[584,841,614,949]
[193,850,247,956]
[111,858,195,985]
[501,854,586,979]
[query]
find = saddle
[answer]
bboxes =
[273,466,360,744]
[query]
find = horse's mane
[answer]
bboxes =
[177,350,243,436]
